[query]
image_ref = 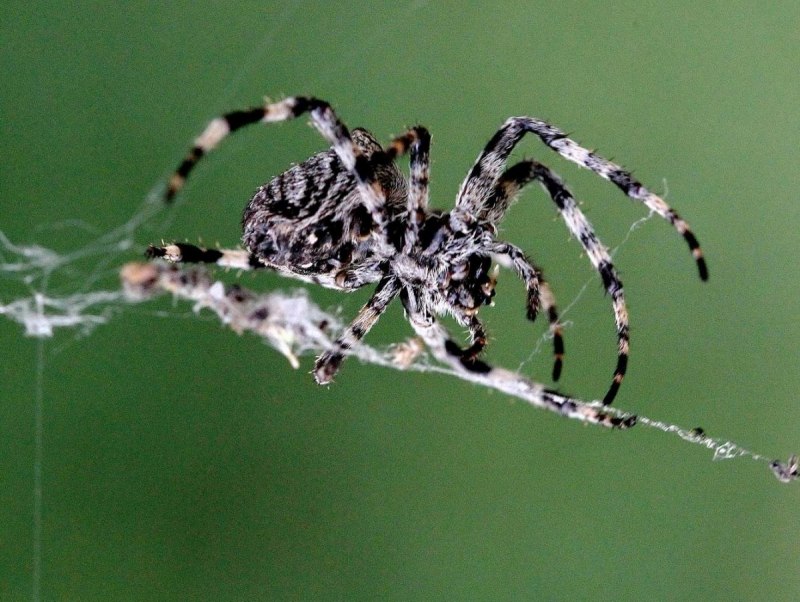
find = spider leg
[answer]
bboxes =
[449,308,559,381]
[489,242,565,382]
[146,242,262,270]
[461,313,488,361]
[456,117,707,281]
[399,291,633,429]
[385,126,431,251]
[439,310,490,371]
[495,160,629,404]
[166,96,388,230]
[314,274,401,384]
[145,242,400,381]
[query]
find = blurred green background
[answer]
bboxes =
[2,1,799,600]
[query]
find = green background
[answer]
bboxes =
[2,1,800,600]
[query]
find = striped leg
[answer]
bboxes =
[166,96,388,231]
[490,242,565,382]
[401,296,634,429]
[461,313,488,360]
[457,117,708,281]
[314,275,401,384]
[146,242,263,270]
[494,160,629,404]
[442,311,490,372]
[400,286,491,375]
[385,126,431,251]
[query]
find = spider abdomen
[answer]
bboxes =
[241,130,406,290]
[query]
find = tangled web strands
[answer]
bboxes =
[0,223,796,482]
[121,261,631,429]
[119,260,798,483]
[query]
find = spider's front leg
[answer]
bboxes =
[438,311,490,372]
[459,313,489,363]
[314,275,401,384]
[400,291,634,429]
[457,116,707,280]
[493,161,629,405]
[488,242,565,382]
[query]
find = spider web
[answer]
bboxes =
[1,183,795,483]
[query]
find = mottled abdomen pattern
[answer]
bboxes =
[242,129,407,289]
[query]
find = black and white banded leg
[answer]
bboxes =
[385,126,431,251]
[145,241,400,384]
[489,241,565,382]
[401,298,634,429]
[457,116,708,281]
[494,160,629,404]
[449,311,490,368]
[314,274,401,384]
[167,96,389,231]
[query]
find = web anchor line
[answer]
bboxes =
[118,259,798,483]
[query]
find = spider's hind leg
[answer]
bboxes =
[166,96,389,231]
[146,242,262,271]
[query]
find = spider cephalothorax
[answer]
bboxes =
[149,96,707,405]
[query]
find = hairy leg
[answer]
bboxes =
[166,96,389,231]
[314,275,401,384]
[491,160,629,404]
[457,116,707,280]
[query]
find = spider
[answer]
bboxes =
[148,96,707,405]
